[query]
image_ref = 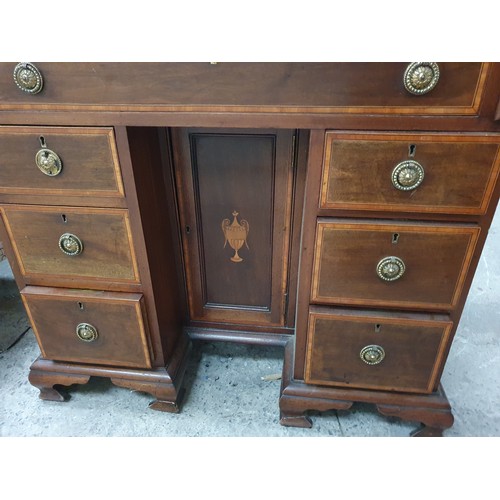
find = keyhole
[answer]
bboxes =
[61,214,67,223]
[39,136,47,148]
[409,144,416,157]
[185,225,191,234]
[392,233,400,244]
[78,302,84,310]
[375,324,381,333]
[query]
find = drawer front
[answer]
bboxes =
[1,205,139,284]
[305,309,453,393]
[311,220,480,310]
[321,133,500,215]
[21,287,151,368]
[0,127,124,201]
[0,62,489,116]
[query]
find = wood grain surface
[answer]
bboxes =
[321,132,500,215]
[311,219,480,310]
[21,286,151,368]
[0,63,488,115]
[305,308,453,393]
[0,127,124,203]
[1,205,140,284]
[172,128,295,326]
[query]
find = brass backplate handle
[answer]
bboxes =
[59,233,83,256]
[404,62,440,95]
[360,345,385,365]
[76,323,98,342]
[35,148,63,176]
[13,62,44,94]
[392,160,425,191]
[377,256,405,281]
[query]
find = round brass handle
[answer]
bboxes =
[404,62,440,95]
[360,345,385,365]
[35,148,63,176]
[13,62,44,94]
[377,256,405,281]
[59,233,83,256]
[392,160,425,191]
[76,323,98,342]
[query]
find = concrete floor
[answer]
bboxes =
[1,207,499,437]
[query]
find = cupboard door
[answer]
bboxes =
[172,128,295,326]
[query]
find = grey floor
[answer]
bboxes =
[1,207,499,437]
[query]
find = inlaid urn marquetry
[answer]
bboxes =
[221,211,250,263]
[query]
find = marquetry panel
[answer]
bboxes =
[172,128,295,326]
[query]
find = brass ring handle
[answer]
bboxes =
[377,256,405,281]
[392,160,425,191]
[404,62,440,95]
[59,233,83,256]
[13,62,44,94]
[76,323,98,342]
[35,148,63,176]
[360,345,385,365]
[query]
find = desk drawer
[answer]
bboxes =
[0,62,489,116]
[320,133,500,215]
[311,219,480,310]
[305,308,453,393]
[0,127,124,204]
[21,286,152,369]
[1,205,139,284]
